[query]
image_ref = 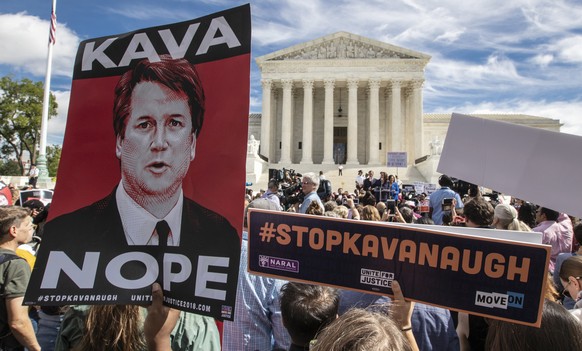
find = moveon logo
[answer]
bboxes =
[258,255,299,273]
[475,291,524,309]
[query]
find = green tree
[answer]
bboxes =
[0,76,58,175]
[0,159,21,176]
[46,144,62,177]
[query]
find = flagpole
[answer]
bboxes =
[37,0,57,188]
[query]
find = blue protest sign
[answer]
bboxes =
[248,209,549,327]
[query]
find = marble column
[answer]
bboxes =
[260,79,272,161]
[322,78,335,164]
[346,78,359,164]
[300,79,314,164]
[388,80,402,152]
[411,79,424,161]
[368,78,381,164]
[403,86,414,162]
[279,79,293,164]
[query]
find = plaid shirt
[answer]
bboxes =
[222,231,291,350]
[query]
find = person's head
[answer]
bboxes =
[10,188,19,205]
[306,201,324,216]
[388,174,395,183]
[0,206,34,245]
[518,202,537,229]
[559,255,582,301]
[333,205,349,219]
[376,202,386,217]
[74,305,145,351]
[311,308,412,351]
[361,205,381,221]
[302,172,320,195]
[415,217,434,225]
[243,198,280,229]
[22,199,44,218]
[494,204,531,231]
[463,197,494,227]
[536,207,560,224]
[113,56,204,200]
[362,191,376,206]
[398,206,414,223]
[468,184,480,198]
[486,299,582,351]
[358,170,363,176]
[368,170,374,178]
[438,174,454,188]
[324,200,338,212]
[280,282,339,347]
[267,180,279,193]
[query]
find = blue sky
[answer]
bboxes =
[1,0,582,145]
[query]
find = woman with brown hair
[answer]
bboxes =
[55,302,219,350]
[360,205,381,221]
[486,299,582,351]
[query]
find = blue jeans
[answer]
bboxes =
[36,311,64,351]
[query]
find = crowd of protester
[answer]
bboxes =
[1,166,582,350]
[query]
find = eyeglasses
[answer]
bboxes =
[561,277,581,299]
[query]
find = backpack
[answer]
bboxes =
[317,180,332,200]
[0,252,24,348]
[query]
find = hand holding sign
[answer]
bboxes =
[390,280,414,330]
[390,281,419,351]
[145,283,180,351]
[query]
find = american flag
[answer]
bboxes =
[49,9,56,45]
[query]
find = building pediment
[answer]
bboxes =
[256,31,431,63]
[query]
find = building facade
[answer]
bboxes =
[256,32,430,166]
[253,32,561,167]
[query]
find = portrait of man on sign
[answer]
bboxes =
[47,56,238,248]
[25,5,251,320]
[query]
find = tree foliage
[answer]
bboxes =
[46,144,62,177]
[0,159,21,176]
[0,76,58,175]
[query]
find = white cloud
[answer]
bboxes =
[553,36,582,63]
[530,54,554,67]
[0,12,79,78]
[425,53,524,95]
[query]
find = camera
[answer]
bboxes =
[442,198,453,212]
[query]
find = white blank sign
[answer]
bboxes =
[438,113,582,218]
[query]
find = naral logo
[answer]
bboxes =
[258,255,299,273]
[475,291,524,309]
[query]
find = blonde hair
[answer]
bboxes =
[333,205,349,219]
[311,308,412,351]
[494,204,531,231]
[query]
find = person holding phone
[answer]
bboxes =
[428,175,463,225]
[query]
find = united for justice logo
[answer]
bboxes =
[221,305,233,319]
[360,268,394,288]
[258,255,299,273]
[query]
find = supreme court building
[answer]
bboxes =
[252,32,561,167]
